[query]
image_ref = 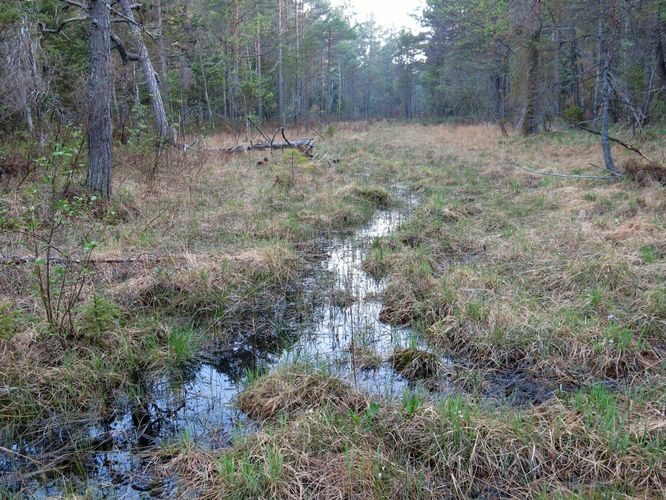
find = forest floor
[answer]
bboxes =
[1,121,664,497]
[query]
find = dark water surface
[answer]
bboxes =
[3,193,458,497]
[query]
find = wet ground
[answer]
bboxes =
[3,192,451,497]
[2,191,562,497]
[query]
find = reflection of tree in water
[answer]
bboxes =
[203,301,306,381]
[114,302,304,447]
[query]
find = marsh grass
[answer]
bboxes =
[236,367,368,422]
[389,347,444,380]
[348,347,382,371]
[160,365,664,498]
[0,127,396,477]
[168,326,201,367]
[161,121,662,497]
[353,124,665,390]
[1,121,664,496]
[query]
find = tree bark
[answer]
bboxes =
[18,19,38,135]
[208,137,315,156]
[599,2,618,175]
[592,17,603,127]
[655,15,666,108]
[179,55,190,134]
[293,0,301,123]
[521,34,541,135]
[200,54,213,127]
[120,0,170,142]
[255,2,263,125]
[117,62,131,144]
[155,0,170,111]
[569,31,583,110]
[600,61,616,174]
[86,0,113,197]
[553,28,562,116]
[327,27,333,117]
[277,0,285,126]
[521,0,541,136]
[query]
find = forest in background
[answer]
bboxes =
[1,0,665,142]
[1,1,665,498]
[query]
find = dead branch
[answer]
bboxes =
[0,255,164,266]
[207,138,315,157]
[247,117,271,144]
[38,16,88,34]
[59,0,86,9]
[111,33,140,64]
[565,118,654,162]
[510,162,623,180]
[280,127,292,146]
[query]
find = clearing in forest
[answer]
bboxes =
[1,122,664,497]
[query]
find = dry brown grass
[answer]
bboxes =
[349,347,382,371]
[0,122,393,483]
[237,367,368,422]
[623,158,666,185]
[159,122,664,498]
[160,366,664,498]
[352,123,665,389]
[389,347,444,380]
[2,121,665,496]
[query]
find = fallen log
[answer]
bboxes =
[0,255,164,266]
[208,137,316,157]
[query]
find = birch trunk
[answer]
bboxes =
[155,0,170,111]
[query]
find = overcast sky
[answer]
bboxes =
[331,0,425,33]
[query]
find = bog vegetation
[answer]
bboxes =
[0,0,665,498]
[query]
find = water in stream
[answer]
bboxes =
[3,194,452,497]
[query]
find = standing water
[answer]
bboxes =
[281,193,432,395]
[4,192,450,497]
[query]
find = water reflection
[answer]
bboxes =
[7,192,453,495]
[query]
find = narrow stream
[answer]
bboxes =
[281,194,434,395]
[6,193,454,497]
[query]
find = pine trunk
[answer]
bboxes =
[277,0,285,126]
[86,0,113,197]
[521,35,540,135]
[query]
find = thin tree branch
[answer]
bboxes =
[564,118,654,162]
[38,17,87,34]
[59,0,86,9]
[111,33,140,63]
[509,161,623,180]
[280,127,292,146]
[247,117,271,143]
[108,5,157,41]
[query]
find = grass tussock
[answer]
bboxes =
[349,347,382,371]
[2,122,665,496]
[389,347,444,380]
[115,243,299,319]
[159,368,665,498]
[236,367,368,421]
[623,158,666,185]
[349,186,393,208]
